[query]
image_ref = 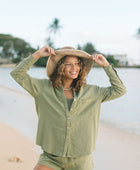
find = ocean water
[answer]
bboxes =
[0,66,140,136]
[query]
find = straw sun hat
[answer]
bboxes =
[46,46,94,78]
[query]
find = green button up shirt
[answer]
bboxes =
[10,55,126,157]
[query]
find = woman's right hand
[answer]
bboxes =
[32,46,56,60]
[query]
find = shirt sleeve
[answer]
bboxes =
[99,64,127,103]
[10,55,43,98]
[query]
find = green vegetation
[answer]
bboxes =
[0,34,36,63]
[77,43,118,66]
[0,18,119,67]
[77,42,97,54]
[105,55,119,67]
[34,18,62,67]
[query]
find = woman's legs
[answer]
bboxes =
[33,163,55,170]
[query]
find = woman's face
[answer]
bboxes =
[63,56,81,80]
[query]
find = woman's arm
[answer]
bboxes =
[32,45,56,60]
[10,46,56,98]
[91,54,126,102]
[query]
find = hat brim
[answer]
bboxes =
[46,49,94,78]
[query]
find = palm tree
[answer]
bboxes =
[46,18,63,48]
[135,28,140,39]
[46,36,54,48]
[48,18,62,34]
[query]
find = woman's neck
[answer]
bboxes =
[62,79,73,89]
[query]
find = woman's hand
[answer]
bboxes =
[91,54,109,67]
[32,46,56,60]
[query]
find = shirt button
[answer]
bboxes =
[74,98,76,101]
[67,117,71,120]
[67,126,70,129]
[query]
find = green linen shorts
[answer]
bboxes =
[37,151,94,170]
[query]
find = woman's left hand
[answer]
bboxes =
[91,54,109,67]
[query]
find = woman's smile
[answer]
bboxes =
[63,56,81,80]
[69,71,78,75]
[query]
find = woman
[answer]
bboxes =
[10,46,126,170]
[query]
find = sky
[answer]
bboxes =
[0,0,140,64]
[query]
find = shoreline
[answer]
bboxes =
[0,63,16,67]
[1,85,140,169]
[0,84,30,96]
[1,84,140,137]
[0,63,140,68]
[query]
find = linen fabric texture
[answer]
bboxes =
[10,55,126,157]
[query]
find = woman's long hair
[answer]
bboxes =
[49,56,87,93]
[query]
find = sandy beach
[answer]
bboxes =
[0,64,16,67]
[0,85,140,170]
[0,121,39,170]
[94,122,140,170]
